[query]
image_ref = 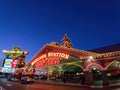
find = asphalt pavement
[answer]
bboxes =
[35,79,120,89]
[0,78,120,90]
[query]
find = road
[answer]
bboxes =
[0,78,120,90]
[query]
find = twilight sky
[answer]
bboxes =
[0,0,120,64]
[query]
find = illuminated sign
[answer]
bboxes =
[12,59,18,68]
[3,50,28,55]
[35,57,60,68]
[32,52,69,65]
[4,59,12,68]
[12,47,21,51]
[3,50,28,58]
[83,62,105,71]
[48,52,69,59]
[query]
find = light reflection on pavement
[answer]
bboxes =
[0,78,120,90]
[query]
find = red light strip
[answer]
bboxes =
[83,62,106,71]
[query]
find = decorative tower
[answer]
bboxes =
[61,34,72,48]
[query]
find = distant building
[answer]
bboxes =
[89,43,120,53]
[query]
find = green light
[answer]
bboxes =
[107,73,111,77]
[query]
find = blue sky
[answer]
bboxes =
[0,0,120,64]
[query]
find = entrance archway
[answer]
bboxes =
[83,62,109,86]
[88,65,103,85]
[106,60,120,84]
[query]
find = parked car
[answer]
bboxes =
[34,74,39,80]
[7,74,14,81]
[39,75,47,79]
[20,75,34,84]
[11,77,19,82]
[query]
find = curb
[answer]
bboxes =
[35,80,90,87]
[35,80,120,88]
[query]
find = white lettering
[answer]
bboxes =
[32,52,69,65]
[47,52,69,59]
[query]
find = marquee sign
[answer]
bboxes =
[3,58,12,68]
[3,47,28,59]
[32,52,70,66]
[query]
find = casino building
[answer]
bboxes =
[27,34,120,85]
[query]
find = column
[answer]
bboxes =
[84,71,94,85]
[101,70,109,86]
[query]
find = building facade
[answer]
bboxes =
[27,34,120,85]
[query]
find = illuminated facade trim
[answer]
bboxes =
[32,52,69,65]
[83,62,106,71]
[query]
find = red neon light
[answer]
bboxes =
[35,57,61,67]
[12,59,18,68]
[83,62,105,71]
[113,69,120,74]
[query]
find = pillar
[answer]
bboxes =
[101,70,109,86]
[84,71,94,85]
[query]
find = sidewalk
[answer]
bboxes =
[35,79,89,87]
[35,79,120,88]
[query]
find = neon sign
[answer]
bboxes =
[48,52,69,59]
[3,50,28,54]
[83,62,105,71]
[35,57,60,68]
[4,59,12,68]
[12,59,18,68]
[32,52,69,65]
